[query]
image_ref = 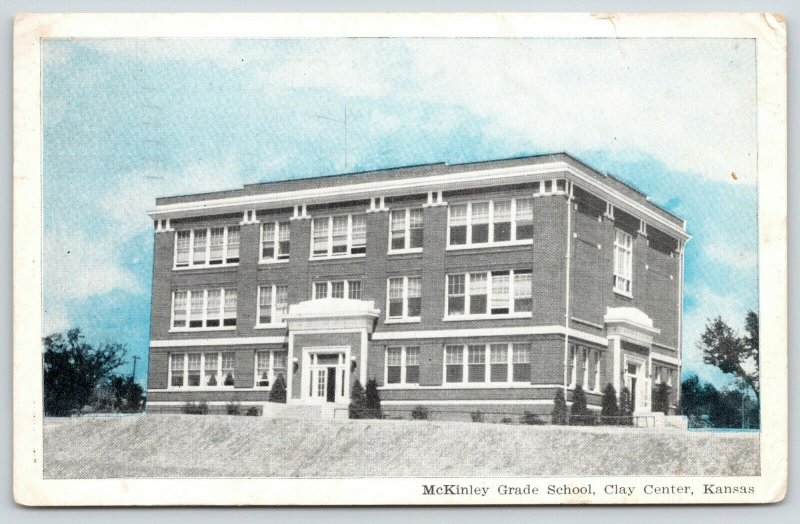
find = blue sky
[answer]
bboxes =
[42,38,758,388]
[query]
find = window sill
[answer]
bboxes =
[166,386,237,392]
[442,313,532,321]
[309,253,367,261]
[387,248,423,256]
[259,259,290,265]
[254,323,288,330]
[379,383,421,389]
[438,382,538,389]
[169,326,237,333]
[173,263,239,271]
[384,318,421,324]
[613,289,633,299]
[446,239,533,251]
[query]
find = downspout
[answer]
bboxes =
[676,236,688,412]
[562,183,574,399]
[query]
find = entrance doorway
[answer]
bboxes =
[624,357,649,412]
[306,351,347,403]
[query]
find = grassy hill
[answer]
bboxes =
[43,414,759,478]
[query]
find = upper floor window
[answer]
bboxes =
[446,269,532,318]
[255,350,288,388]
[444,343,532,384]
[174,226,239,268]
[171,288,237,330]
[385,346,420,385]
[613,228,633,296]
[389,208,424,252]
[313,280,362,300]
[261,221,290,262]
[311,214,366,258]
[257,284,288,326]
[169,351,235,388]
[386,276,422,321]
[447,198,533,248]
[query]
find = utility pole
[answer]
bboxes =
[131,356,140,380]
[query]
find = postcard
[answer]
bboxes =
[13,12,787,505]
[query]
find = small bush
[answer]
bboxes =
[226,402,241,415]
[411,405,429,420]
[570,385,592,425]
[349,380,367,419]
[551,389,568,425]
[364,378,383,419]
[652,382,671,415]
[182,401,208,415]
[618,386,634,426]
[269,374,287,403]
[521,411,545,425]
[245,406,260,416]
[601,383,619,425]
[500,417,514,424]
[470,410,484,423]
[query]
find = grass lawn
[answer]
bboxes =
[43,414,759,478]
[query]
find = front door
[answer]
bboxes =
[624,359,649,412]
[306,350,347,404]
[326,367,337,402]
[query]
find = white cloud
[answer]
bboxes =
[704,241,758,270]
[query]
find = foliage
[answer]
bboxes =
[364,378,383,419]
[521,411,545,425]
[569,385,592,425]
[43,328,128,416]
[618,386,634,426]
[681,374,760,429]
[698,312,759,400]
[600,383,619,425]
[411,405,429,420]
[245,406,260,416]
[348,379,367,419]
[182,401,208,415]
[652,383,671,415]
[107,375,145,412]
[551,389,568,425]
[470,410,484,423]
[269,374,287,403]
[226,402,241,415]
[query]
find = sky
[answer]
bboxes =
[42,38,758,388]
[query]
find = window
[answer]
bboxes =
[568,344,577,386]
[447,198,535,247]
[311,214,367,258]
[386,276,422,320]
[171,289,237,330]
[257,284,288,325]
[389,208,424,252]
[386,347,402,384]
[174,226,240,268]
[534,178,569,197]
[405,347,420,384]
[261,221,290,261]
[312,280,362,300]
[169,352,236,388]
[590,350,601,392]
[446,270,533,317]
[582,346,589,388]
[384,346,420,385]
[445,345,464,383]
[255,350,288,388]
[444,343,532,383]
[613,228,633,295]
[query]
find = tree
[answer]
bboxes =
[551,389,567,425]
[269,374,287,403]
[348,379,367,419]
[698,312,759,401]
[652,382,671,415]
[569,385,591,425]
[107,375,145,412]
[618,386,633,426]
[364,378,383,419]
[43,329,127,416]
[600,383,618,424]
[681,373,760,429]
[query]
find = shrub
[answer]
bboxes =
[364,378,383,419]
[269,374,287,403]
[618,386,634,426]
[551,389,568,425]
[570,385,592,425]
[411,405,429,420]
[245,406,260,416]
[226,402,241,415]
[500,417,514,424]
[521,411,545,425]
[601,383,619,425]
[470,410,484,423]
[652,383,671,415]
[348,379,367,419]
[182,401,208,415]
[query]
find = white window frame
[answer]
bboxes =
[254,349,289,389]
[446,198,535,250]
[388,207,424,254]
[383,346,421,386]
[444,270,532,320]
[259,220,291,263]
[309,214,367,259]
[311,279,362,300]
[170,288,237,331]
[385,276,422,323]
[532,178,569,197]
[167,351,236,390]
[255,284,288,328]
[441,343,532,385]
[173,226,240,269]
[613,228,634,297]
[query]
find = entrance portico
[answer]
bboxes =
[284,298,379,409]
